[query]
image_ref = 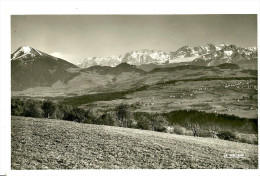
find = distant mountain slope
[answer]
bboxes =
[11,46,78,91]
[149,65,212,73]
[148,63,241,73]
[78,44,257,69]
[82,63,145,75]
[216,63,240,69]
[137,63,161,72]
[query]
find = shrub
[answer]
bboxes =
[198,130,212,138]
[82,109,96,124]
[217,131,236,141]
[166,126,174,134]
[136,115,150,130]
[61,106,89,123]
[152,115,168,132]
[173,125,185,135]
[234,133,258,145]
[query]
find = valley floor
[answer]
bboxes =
[11,116,258,169]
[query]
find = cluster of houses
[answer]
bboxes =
[167,92,195,99]
[222,81,257,90]
[135,100,155,107]
[132,79,257,111]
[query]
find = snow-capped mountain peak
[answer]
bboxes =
[11,45,43,60]
[19,46,31,54]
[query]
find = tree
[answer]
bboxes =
[183,112,200,137]
[149,114,168,132]
[11,98,24,116]
[135,113,168,132]
[99,112,116,126]
[23,100,41,118]
[61,106,88,123]
[136,115,150,130]
[115,103,131,127]
[41,100,56,118]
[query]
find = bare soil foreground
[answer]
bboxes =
[11,116,258,169]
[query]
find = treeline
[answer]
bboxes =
[60,85,149,106]
[162,110,257,134]
[134,112,168,132]
[134,111,258,144]
[11,98,258,144]
[12,98,138,128]
[134,111,257,134]
[156,77,257,85]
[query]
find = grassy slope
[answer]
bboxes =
[11,116,258,169]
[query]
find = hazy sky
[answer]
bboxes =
[11,15,257,64]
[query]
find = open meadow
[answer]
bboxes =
[12,116,258,169]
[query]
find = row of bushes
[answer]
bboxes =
[170,124,258,144]
[133,111,258,144]
[11,98,168,132]
[12,98,118,126]
[11,98,258,144]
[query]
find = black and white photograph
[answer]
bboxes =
[0,0,259,175]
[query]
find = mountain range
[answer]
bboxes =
[78,44,257,70]
[11,44,257,91]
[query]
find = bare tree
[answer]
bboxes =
[187,122,200,137]
[149,114,157,131]
[207,125,219,139]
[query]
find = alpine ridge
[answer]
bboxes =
[78,44,257,69]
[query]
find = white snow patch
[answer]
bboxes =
[205,46,210,53]
[149,52,159,59]
[131,52,138,58]
[224,50,233,56]
[20,46,31,54]
[215,46,222,51]
[169,56,197,63]
[12,46,32,59]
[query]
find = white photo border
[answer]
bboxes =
[0,0,259,176]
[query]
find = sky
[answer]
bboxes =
[11,15,257,64]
